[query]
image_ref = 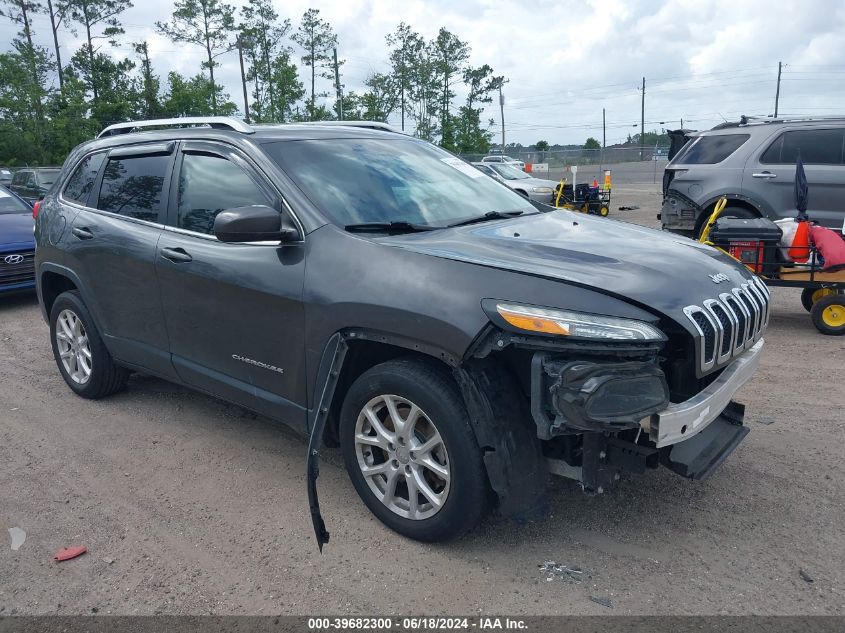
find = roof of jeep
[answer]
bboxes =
[71,123,411,158]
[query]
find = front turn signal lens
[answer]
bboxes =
[495,303,665,341]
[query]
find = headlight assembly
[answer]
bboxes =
[495,303,664,341]
[531,187,553,194]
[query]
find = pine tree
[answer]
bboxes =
[156,0,235,114]
[292,8,338,120]
[66,0,133,104]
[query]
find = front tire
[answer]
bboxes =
[49,290,129,398]
[339,358,489,542]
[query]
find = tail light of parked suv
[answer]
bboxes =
[32,199,42,219]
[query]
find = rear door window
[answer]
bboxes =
[96,154,169,222]
[760,128,845,165]
[175,152,273,235]
[63,153,105,205]
[675,134,750,164]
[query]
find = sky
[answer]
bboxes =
[5,0,845,146]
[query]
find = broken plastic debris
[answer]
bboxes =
[618,205,640,211]
[589,595,613,608]
[539,561,583,582]
[799,569,814,583]
[8,527,26,551]
[54,546,87,561]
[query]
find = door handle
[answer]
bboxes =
[71,227,94,240]
[160,247,193,263]
[752,172,778,179]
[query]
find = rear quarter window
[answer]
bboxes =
[63,153,106,205]
[675,134,750,164]
[760,128,845,165]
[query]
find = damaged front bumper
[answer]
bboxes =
[649,340,763,447]
[535,340,763,489]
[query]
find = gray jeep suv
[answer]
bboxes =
[36,117,769,548]
[661,116,845,236]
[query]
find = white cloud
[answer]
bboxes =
[4,0,844,145]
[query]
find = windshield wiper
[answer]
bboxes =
[446,210,525,228]
[345,221,437,233]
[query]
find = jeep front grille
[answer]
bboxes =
[683,276,769,375]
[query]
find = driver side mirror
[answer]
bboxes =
[213,205,300,243]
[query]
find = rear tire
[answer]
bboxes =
[49,290,129,398]
[811,294,845,335]
[339,358,489,542]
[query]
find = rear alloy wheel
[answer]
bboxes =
[340,358,489,541]
[55,309,92,385]
[811,294,845,335]
[49,290,130,398]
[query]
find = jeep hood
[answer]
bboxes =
[379,210,754,323]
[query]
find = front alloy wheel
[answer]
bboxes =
[354,394,450,520]
[55,309,92,385]
[340,358,490,541]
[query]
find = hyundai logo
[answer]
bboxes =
[3,254,24,265]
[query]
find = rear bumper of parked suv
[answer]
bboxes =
[660,191,699,232]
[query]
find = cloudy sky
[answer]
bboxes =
[6,0,845,145]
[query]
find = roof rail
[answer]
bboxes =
[98,116,253,138]
[286,120,406,134]
[710,114,845,130]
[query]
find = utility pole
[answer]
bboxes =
[599,107,606,175]
[498,80,508,151]
[774,61,783,118]
[237,37,250,124]
[640,77,645,160]
[333,47,343,120]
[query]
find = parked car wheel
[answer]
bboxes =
[801,287,842,313]
[811,294,845,335]
[339,358,489,542]
[49,290,129,398]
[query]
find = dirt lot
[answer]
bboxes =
[1,185,844,616]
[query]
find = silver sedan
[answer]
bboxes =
[472,162,558,203]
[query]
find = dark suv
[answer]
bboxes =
[36,117,769,547]
[11,167,61,205]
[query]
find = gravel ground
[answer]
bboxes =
[1,185,844,616]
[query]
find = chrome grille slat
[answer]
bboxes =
[684,280,769,375]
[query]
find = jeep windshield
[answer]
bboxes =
[262,138,534,229]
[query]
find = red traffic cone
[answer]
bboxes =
[788,220,811,263]
[592,178,598,188]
